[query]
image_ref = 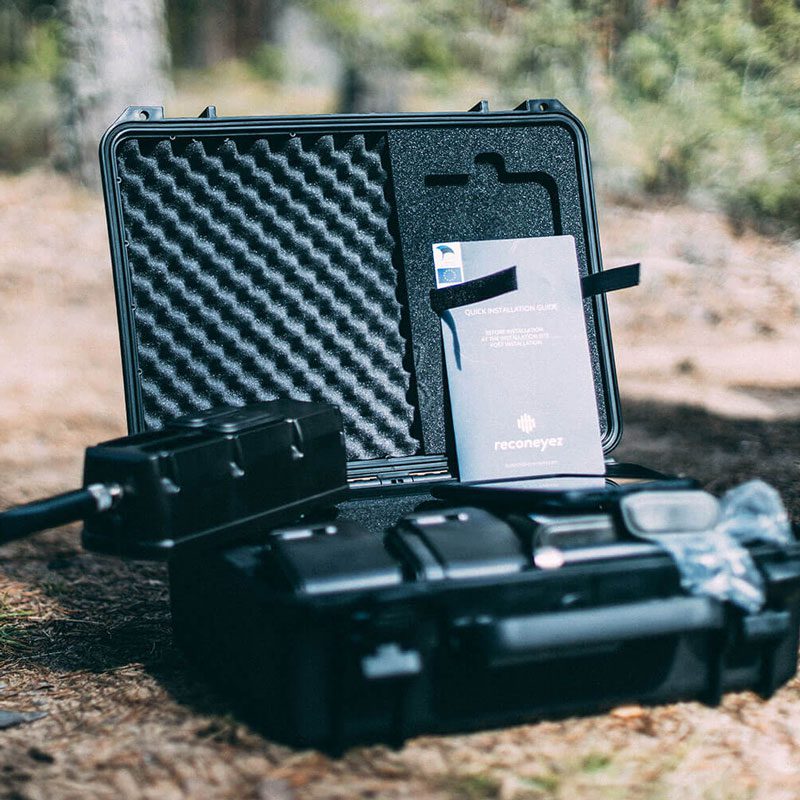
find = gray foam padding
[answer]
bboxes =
[387,123,608,455]
[115,132,420,460]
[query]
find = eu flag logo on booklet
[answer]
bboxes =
[433,242,464,288]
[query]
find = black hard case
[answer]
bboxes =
[98,101,800,751]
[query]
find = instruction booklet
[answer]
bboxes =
[433,235,606,485]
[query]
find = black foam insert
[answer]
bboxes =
[116,132,419,460]
[111,116,612,469]
[335,489,441,532]
[387,123,608,456]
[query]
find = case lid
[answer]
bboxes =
[98,99,621,488]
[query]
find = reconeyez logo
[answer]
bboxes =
[494,436,564,452]
[516,413,536,434]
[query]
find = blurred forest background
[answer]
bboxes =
[3,0,800,452]
[1,0,800,233]
[3,5,800,797]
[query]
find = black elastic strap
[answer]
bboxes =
[581,263,640,299]
[429,265,517,316]
[430,261,639,371]
[429,262,639,318]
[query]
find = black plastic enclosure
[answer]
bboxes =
[98,100,622,492]
[82,399,347,558]
[170,528,800,751]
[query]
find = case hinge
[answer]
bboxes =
[347,455,451,490]
[348,468,450,490]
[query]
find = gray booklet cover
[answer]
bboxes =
[432,235,606,484]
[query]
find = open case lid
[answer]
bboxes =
[98,99,622,489]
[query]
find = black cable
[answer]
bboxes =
[0,484,121,546]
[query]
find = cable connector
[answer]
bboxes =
[0,483,123,546]
[86,483,123,513]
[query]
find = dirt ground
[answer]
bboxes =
[1,170,799,800]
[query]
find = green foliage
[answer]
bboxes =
[438,772,502,800]
[0,599,34,654]
[403,27,456,74]
[0,79,57,171]
[616,32,676,101]
[0,7,60,171]
[302,0,800,233]
[519,773,561,794]
[0,11,61,86]
[249,42,284,82]
[510,0,593,79]
[580,752,612,773]
[3,0,800,235]
[725,112,800,236]
[597,0,800,230]
[301,0,491,75]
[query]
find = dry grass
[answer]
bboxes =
[1,170,799,798]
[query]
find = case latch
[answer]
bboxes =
[514,99,565,113]
[361,643,422,680]
[111,106,165,125]
[740,609,791,643]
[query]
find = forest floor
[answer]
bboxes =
[0,170,799,800]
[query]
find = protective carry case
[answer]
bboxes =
[97,100,800,751]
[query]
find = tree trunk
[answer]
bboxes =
[339,62,406,114]
[168,0,283,70]
[58,0,172,187]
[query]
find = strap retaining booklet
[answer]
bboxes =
[432,235,606,484]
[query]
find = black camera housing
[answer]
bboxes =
[82,399,347,559]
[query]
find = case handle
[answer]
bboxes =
[467,596,724,666]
